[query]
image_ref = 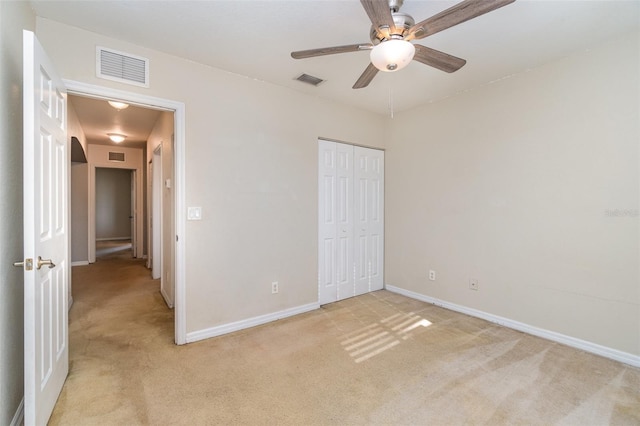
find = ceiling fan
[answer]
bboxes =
[291,0,515,89]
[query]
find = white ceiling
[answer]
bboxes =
[69,95,161,149]
[33,0,639,120]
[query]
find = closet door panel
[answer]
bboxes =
[335,143,354,300]
[318,140,338,304]
[354,146,384,295]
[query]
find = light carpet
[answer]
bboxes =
[49,251,640,425]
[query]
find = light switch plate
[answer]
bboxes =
[187,207,202,220]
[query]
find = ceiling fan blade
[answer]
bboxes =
[407,0,515,40]
[291,43,372,59]
[413,45,466,73]
[360,0,396,35]
[353,63,379,89]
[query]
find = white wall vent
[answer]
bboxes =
[109,152,126,162]
[97,46,149,88]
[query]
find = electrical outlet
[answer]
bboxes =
[429,270,436,281]
[469,278,479,291]
[271,281,279,294]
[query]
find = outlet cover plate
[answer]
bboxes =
[469,278,479,291]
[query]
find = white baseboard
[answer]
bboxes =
[186,302,320,344]
[71,260,89,267]
[385,285,640,368]
[10,398,24,426]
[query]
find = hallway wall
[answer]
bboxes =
[69,102,89,263]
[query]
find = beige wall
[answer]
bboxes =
[386,32,639,356]
[35,18,388,334]
[34,17,638,358]
[68,101,87,153]
[69,102,89,263]
[71,163,89,262]
[0,2,35,423]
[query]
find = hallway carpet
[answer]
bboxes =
[50,252,640,425]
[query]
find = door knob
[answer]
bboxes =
[36,256,56,270]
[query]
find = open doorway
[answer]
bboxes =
[94,167,134,258]
[65,79,186,344]
[68,87,182,341]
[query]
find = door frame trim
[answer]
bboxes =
[89,158,143,263]
[63,79,187,345]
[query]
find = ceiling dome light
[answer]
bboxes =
[370,39,415,72]
[107,133,126,143]
[108,101,129,110]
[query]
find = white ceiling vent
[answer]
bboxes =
[295,73,324,87]
[97,46,149,88]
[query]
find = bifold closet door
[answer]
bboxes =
[318,140,354,304]
[318,140,384,305]
[354,146,384,295]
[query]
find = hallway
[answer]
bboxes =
[50,249,173,424]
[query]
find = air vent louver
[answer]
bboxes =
[295,73,324,86]
[97,47,149,87]
[108,152,125,162]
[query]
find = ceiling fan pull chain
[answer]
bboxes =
[389,88,394,119]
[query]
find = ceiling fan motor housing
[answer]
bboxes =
[388,0,404,13]
[370,12,415,44]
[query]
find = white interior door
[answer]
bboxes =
[354,146,385,295]
[22,30,69,425]
[318,140,383,305]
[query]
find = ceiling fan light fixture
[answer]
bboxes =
[370,39,415,72]
[107,133,126,143]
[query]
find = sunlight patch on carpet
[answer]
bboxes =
[340,312,432,363]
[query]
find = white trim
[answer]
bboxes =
[10,398,24,426]
[96,237,131,242]
[186,302,320,344]
[71,261,89,267]
[62,79,187,345]
[385,285,640,368]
